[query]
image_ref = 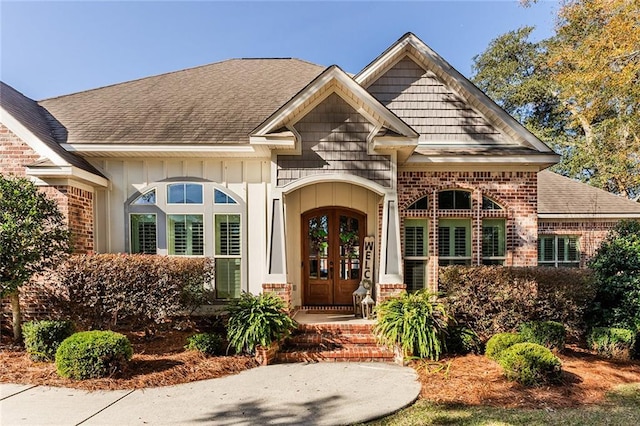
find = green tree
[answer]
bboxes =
[472,0,640,200]
[0,175,70,341]
[587,220,640,331]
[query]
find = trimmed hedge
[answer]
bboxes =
[55,331,133,380]
[22,320,74,362]
[588,327,637,360]
[519,321,566,352]
[498,342,562,386]
[185,333,224,356]
[440,266,595,339]
[50,254,215,333]
[485,332,525,361]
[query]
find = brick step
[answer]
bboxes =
[287,332,378,347]
[296,323,375,334]
[276,345,395,363]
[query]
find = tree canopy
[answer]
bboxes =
[472,0,640,200]
[0,174,70,340]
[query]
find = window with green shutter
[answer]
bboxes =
[438,219,471,266]
[404,218,428,292]
[130,214,157,254]
[168,214,204,256]
[215,214,242,299]
[482,219,506,265]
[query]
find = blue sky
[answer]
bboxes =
[1,1,558,100]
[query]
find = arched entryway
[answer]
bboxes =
[302,207,365,306]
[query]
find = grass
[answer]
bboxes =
[367,383,640,426]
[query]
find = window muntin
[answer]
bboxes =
[482,196,503,210]
[404,219,428,292]
[215,214,241,299]
[438,190,471,210]
[538,235,580,267]
[214,189,238,204]
[167,183,203,204]
[133,189,156,205]
[438,219,471,266]
[482,219,506,265]
[130,214,157,254]
[168,214,204,256]
[407,196,428,210]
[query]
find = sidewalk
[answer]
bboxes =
[0,362,420,425]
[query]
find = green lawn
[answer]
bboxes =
[367,383,640,426]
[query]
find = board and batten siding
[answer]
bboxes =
[367,57,506,144]
[92,158,270,295]
[284,182,382,306]
[276,93,392,188]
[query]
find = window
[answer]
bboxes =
[482,196,503,210]
[407,196,428,210]
[538,235,580,267]
[168,214,204,255]
[438,190,471,210]
[133,189,156,205]
[215,215,241,299]
[404,219,428,292]
[214,189,238,204]
[167,183,203,204]
[438,219,471,265]
[482,219,506,265]
[130,214,157,254]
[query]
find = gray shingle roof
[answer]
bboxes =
[538,170,640,215]
[0,82,104,177]
[39,59,326,144]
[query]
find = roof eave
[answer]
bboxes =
[26,165,109,188]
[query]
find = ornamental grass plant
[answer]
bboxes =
[374,290,451,361]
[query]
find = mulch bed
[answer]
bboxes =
[2,332,639,408]
[414,345,640,409]
[0,330,258,391]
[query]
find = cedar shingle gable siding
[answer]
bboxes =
[276,93,392,187]
[39,59,325,144]
[367,58,505,144]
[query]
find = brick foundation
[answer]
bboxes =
[376,283,406,304]
[262,283,293,310]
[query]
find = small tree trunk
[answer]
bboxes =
[10,291,22,342]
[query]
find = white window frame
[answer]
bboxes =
[538,235,580,267]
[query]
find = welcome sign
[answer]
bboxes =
[362,236,375,286]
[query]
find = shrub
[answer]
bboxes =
[185,333,224,356]
[51,254,215,334]
[587,221,640,331]
[55,331,133,380]
[498,342,562,386]
[588,327,637,360]
[374,290,451,360]
[485,332,525,361]
[519,321,566,351]
[445,325,483,355]
[227,292,296,355]
[440,266,595,339]
[22,320,74,362]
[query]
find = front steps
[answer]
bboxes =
[276,308,394,363]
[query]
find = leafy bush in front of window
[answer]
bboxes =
[49,254,214,335]
[227,292,296,355]
[498,342,562,386]
[55,331,133,380]
[519,321,566,352]
[587,327,637,360]
[184,333,224,356]
[587,220,640,332]
[374,290,451,361]
[485,332,525,361]
[445,325,483,355]
[22,320,74,362]
[440,266,595,340]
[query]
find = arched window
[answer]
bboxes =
[482,196,503,210]
[438,190,471,210]
[126,180,245,299]
[406,196,428,210]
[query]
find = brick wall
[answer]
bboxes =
[538,220,619,267]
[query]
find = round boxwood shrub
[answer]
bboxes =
[498,342,562,386]
[22,320,74,362]
[55,331,133,380]
[485,332,525,361]
[519,321,566,351]
[588,327,637,360]
[184,332,224,356]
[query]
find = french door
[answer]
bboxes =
[303,208,365,305]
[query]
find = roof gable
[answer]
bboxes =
[356,33,555,154]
